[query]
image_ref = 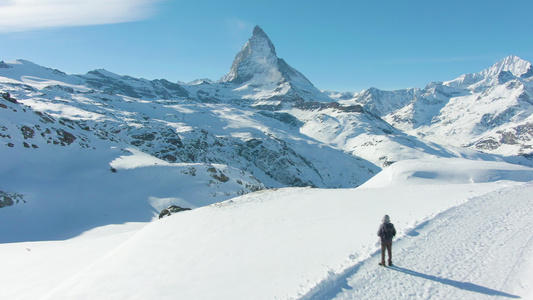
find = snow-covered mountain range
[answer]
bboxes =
[326,54,533,160]
[2,25,533,299]
[1,25,533,219]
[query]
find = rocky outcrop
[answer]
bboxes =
[158,205,191,219]
[2,92,18,104]
[0,191,25,208]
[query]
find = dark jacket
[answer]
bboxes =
[377,222,396,243]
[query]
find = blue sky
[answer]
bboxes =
[1,0,533,92]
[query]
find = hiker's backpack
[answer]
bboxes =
[382,223,395,240]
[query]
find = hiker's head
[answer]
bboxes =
[383,215,390,223]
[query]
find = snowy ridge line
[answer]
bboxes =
[317,182,533,299]
[293,183,528,300]
[293,223,432,299]
[293,218,447,299]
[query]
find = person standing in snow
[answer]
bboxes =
[377,214,396,266]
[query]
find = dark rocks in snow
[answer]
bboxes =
[0,195,13,207]
[21,126,35,139]
[258,111,303,127]
[56,129,76,145]
[162,154,177,162]
[127,127,184,162]
[338,104,364,113]
[497,71,515,84]
[292,100,363,113]
[474,138,500,151]
[35,111,55,124]
[470,122,533,155]
[0,191,25,208]
[22,142,38,148]
[159,205,191,219]
[207,166,230,182]
[1,92,18,104]
[238,137,317,187]
[133,132,156,141]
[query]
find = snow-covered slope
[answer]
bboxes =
[306,180,533,300]
[291,106,478,167]
[0,127,265,243]
[0,58,378,191]
[326,87,419,117]
[339,55,533,160]
[1,158,532,299]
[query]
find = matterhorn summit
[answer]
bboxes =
[220,25,333,107]
[221,26,279,84]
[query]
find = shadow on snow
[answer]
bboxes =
[298,250,520,300]
[389,266,520,298]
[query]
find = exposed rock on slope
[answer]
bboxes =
[219,25,333,108]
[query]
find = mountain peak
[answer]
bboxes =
[446,55,533,88]
[252,25,268,38]
[220,25,279,84]
[219,26,332,104]
[249,25,277,57]
[484,55,532,78]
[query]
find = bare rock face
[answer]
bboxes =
[0,191,25,208]
[2,92,18,104]
[220,25,333,106]
[158,205,191,219]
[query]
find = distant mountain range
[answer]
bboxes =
[2,25,533,199]
[326,54,533,162]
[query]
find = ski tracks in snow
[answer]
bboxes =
[299,182,533,300]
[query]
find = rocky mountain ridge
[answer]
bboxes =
[0,32,380,197]
[2,26,533,214]
[219,26,332,107]
[327,55,533,160]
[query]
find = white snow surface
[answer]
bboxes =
[1,158,532,299]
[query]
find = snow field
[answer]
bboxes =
[0,223,146,300]
[338,183,533,299]
[316,182,533,299]
[38,162,529,299]
[0,158,532,299]
[0,143,263,243]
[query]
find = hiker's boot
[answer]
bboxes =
[388,260,392,266]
